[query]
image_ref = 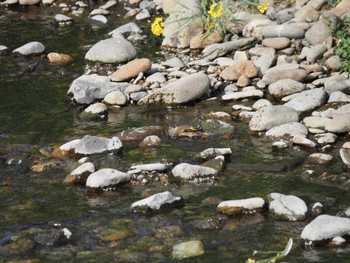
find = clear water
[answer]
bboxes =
[1,4,350,263]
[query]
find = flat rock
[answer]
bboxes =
[13,41,45,56]
[172,240,205,259]
[222,90,264,101]
[305,21,332,45]
[137,72,209,105]
[242,19,276,39]
[84,102,107,115]
[249,47,276,75]
[19,0,40,5]
[86,168,131,189]
[325,114,350,133]
[249,105,299,131]
[64,162,95,184]
[292,135,316,147]
[217,197,266,215]
[284,88,327,113]
[85,38,136,64]
[268,79,305,98]
[328,91,350,102]
[262,65,308,85]
[306,44,327,63]
[110,58,152,82]
[108,22,142,36]
[129,163,171,172]
[172,163,218,181]
[162,57,186,68]
[90,15,108,24]
[197,148,232,160]
[268,193,307,221]
[324,75,350,95]
[261,24,305,39]
[262,37,290,49]
[266,122,308,138]
[308,153,333,165]
[67,74,129,104]
[301,215,350,244]
[131,191,184,213]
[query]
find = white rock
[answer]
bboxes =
[131,191,183,210]
[314,133,337,144]
[272,140,288,148]
[284,88,327,113]
[268,79,305,98]
[13,41,45,56]
[292,135,316,147]
[86,168,131,188]
[222,90,264,101]
[70,162,95,176]
[74,135,122,155]
[198,148,232,160]
[90,15,108,23]
[59,139,81,152]
[266,122,308,138]
[252,99,272,110]
[172,163,218,180]
[217,197,266,215]
[268,193,307,221]
[301,215,350,243]
[328,91,350,103]
[84,103,107,114]
[308,153,333,164]
[129,163,171,172]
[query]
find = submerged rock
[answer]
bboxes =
[268,193,307,221]
[85,38,136,63]
[86,168,131,189]
[138,72,209,105]
[301,215,350,245]
[131,191,184,213]
[172,240,205,259]
[217,197,266,215]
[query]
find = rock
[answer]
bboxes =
[340,142,350,165]
[268,193,307,221]
[82,103,108,118]
[308,153,333,165]
[307,0,328,10]
[262,37,290,49]
[73,135,122,155]
[162,57,186,68]
[219,67,241,81]
[90,15,108,24]
[222,90,264,101]
[242,19,276,39]
[331,0,350,17]
[284,88,327,113]
[197,148,232,160]
[13,41,45,56]
[328,236,347,248]
[131,191,184,213]
[190,31,223,49]
[261,24,305,39]
[86,168,131,189]
[249,47,276,75]
[202,37,257,61]
[292,135,316,147]
[301,215,350,244]
[137,72,209,105]
[129,163,170,172]
[108,22,142,36]
[314,133,337,144]
[172,240,205,259]
[237,75,250,87]
[135,9,150,20]
[325,114,350,133]
[303,116,331,130]
[67,74,129,104]
[231,60,259,78]
[324,75,350,95]
[266,122,308,138]
[0,45,8,56]
[328,91,350,102]
[118,126,164,142]
[249,105,299,131]
[89,8,110,17]
[200,119,234,135]
[146,72,166,83]
[31,160,63,172]
[55,14,73,26]
[325,55,341,71]
[217,197,266,215]
[100,228,134,242]
[100,0,117,9]
[85,38,136,64]
[252,98,272,110]
[305,21,332,46]
[172,163,218,181]
[19,0,40,5]
[47,52,73,64]
[201,156,225,172]
[337,206,350,218]
[139,135,161,148]
[307,44,327,63]
[294,5,319,22]
[103,90,127,106]
[110,58,152,82]
[262,65,308,85]
[64,162,95,184]
[268,79,305,98]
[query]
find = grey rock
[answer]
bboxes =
[307,44,327,63]
[222,90,264,101]
[266,122,308,138]
[67,74,129,104]
[75,135,122,155]
[324,75,350,95]
[242,19,276,39]
[308,153,333,164]
[13,41,45,56]
[305,21,332,45]
[172,163,218,181]
[130,91,148,101]
[307,0,327,10]
[86,168,131,188]
[135,9,150,20]
[315,133,337,144]
[328,91,350,102]
[202,37,257,61]
[268,79,305,98]
[294,5,319,22]
[200,119,234,135]
[64,162,95,184]
[129,163,171,172]
[137,72,209,105]
[89,8,110,17]
[103,90,128,106]
[261,24,305,39]
[85,38,136,64]
[197,148,232,160]
[284,88,327,113]
[320,12,339,33]
[268,193,307,221]
[292,135,316,147]
[302,116,331,130]
[162,57,186,68]
[146,72,166,83]
[301,215,350,244]
[249,47,276,75]
[172,240,205,259]
[131,191,184,212]
[108,22,142,36]
[84,102,108,114]
[249,105,299,131]
[252,99,272,110]
[262,64,308,85]
[325,55,341,71]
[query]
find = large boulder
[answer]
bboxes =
[137,72,209,105]
[249,105,299,131]
[67,74,129,104]
[85,38,136,63]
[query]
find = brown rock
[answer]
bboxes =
[220,67,240,81]
[262,37,291,50]
[236,74,251,87]
[47,52,73,64]
[124,8,140,19]
[232,60,258,78]
[331,0,350,17]
[31,160,63,172]
[110,58,152,82]
[139,135,161,148]
[190,31,223,49]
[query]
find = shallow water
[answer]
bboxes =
[1,4,350,263]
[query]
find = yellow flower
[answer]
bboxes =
[258,0,270,14]
[151,17,164,36]
[208,3,224,18]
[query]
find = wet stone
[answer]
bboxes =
[217,197,266,215]
[172,240,205,259]
[86,168,131,190]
